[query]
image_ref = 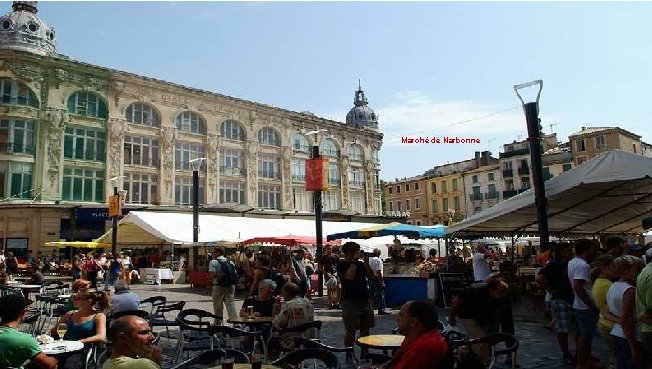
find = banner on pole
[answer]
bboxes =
[305,157,329,191]
[108,195,122,217]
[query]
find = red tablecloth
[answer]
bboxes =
[188,271,212,288]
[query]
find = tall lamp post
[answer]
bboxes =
[514,80,549,251]
[189,157,206,243]
[108,176,125,255]
[306,129,327,297]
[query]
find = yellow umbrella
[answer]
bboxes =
[44,241,110,249]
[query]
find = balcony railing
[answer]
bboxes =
[259,170,281,180]
[469,193,483,201]
[502,169,513,178]
[292,144,311,153]
[485,191,500,200]
[292,174,305,182]
[124,158,160,167]
[499,147,530,159]
[328,177,340,186]
[349,180,365,188]
[220,166,246,176]
[517,167,530,175]
[503,189,517,199]
[0,142,35,155]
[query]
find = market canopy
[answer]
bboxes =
[241,235,340,247]
[327,222,446,241]
[446,150,652,237]
[94,211,382,246]
[44,241,111,249]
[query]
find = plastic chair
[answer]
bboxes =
[140,296,167,316]
[150,301,185,339]
[484,333,519,369]
[169,348,250,369]
[271,348,339,369]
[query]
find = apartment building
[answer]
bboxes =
[569,127,642,165]
[384,175,427,225]
[462,164,501,217]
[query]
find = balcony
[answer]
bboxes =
[328,177,340,186]
[469,193,483,201]
[292,174,305,183]
[502,169,513,178]
[503,189,517,199]
[485,191,499,200]
[349,180,365,188]
[258,170,280,180]
[220,166,246,177]
[517,167,530,175]
[0,142,35,155]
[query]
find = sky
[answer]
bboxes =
[34,1,652,181]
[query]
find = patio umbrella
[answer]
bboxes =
[326,222,446,241]
[240,235,340,247]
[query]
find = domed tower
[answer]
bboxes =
[0,1,56,55]
[345,81,378,130]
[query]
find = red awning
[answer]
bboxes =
[240,235,340,247]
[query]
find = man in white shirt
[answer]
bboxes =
[472,243,492,282]
[272,282,315,349]
[567,239,599,369]
[368,249,389,315]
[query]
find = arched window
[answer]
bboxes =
[348,144,364,161]
[320,139,339,158]
[371,149,379,163]
[220,120,245,141]
[292,134,310,152]
[67,91,107,118]
[175,111,205,134]
[0,78,39,108]
[258,127,280,146]
[125,102,160,127]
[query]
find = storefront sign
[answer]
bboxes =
[437,272,473,308]
[76,208,130,222]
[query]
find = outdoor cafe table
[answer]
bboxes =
[40,340,84,355]
[357,334,405,351]
[12,284,42,298]
[227,317,274,363]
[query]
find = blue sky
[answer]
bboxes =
[36,1,651,181]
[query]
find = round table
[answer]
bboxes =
[227,317,273,326]
[357,334,404,350]
[210,365,280,369]
[40,340,84,355]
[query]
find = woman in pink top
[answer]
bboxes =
[85,253,98,288]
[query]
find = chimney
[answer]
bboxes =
[474,151,481,168]
[481,151,489,166]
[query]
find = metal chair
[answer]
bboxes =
[271,320,322,352]
[150,301,185,339]
[294,337,358,365]
[169,349,250,369]
[483,333,519,369]
[211,325,265,357]
[271,348,339,369]
[139,296,167,316]
[173,309,219,363]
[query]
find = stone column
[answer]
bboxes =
[205,133,219,204]
[281,147,292,210]
[246,141,259,207]
[340,157,350,209]
[160,126,176,205]
[107,118,126,194]
[41,108,69,200]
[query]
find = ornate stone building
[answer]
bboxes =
[0,2,383,254]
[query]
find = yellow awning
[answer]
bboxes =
[44,241,111,249]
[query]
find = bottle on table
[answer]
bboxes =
[251,340,262,369]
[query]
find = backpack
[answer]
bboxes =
[217,260,238,286]
[266,268,287,295]
[110,260,121,274]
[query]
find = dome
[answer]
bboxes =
[0,2,56,56]
[345,83,378,130]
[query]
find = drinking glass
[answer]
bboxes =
[57,323,67,341]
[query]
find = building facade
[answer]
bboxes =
[499,134,558,200]
[383,175,427,225]
[569,127,642,165]
[0,2,383,255]
[461,164,501,217]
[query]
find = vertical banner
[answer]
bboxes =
[108,194,122,217]
[306,157,329,191]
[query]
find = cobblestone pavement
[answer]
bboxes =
[123,283,608,369]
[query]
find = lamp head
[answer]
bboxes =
[514,79,543,105]
[305,129,327,136]
[188,157,207,171]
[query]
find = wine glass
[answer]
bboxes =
[57,323,67,341]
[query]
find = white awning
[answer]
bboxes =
[446,150,652,236]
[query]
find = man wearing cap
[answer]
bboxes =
[0,294,58,369]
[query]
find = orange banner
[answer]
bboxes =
[108,194,122,217]
[305,157,329,191]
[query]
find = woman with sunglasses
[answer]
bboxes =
[49,288,110,369]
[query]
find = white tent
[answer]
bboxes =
[95,211,384,246]
[446,150,652,237]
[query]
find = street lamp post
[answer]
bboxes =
[306,129,327,297]
[109,176,125,255]
[514,80,549,251]
[189,158,206,243]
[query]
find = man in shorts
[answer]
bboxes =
[337,242,375,359]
